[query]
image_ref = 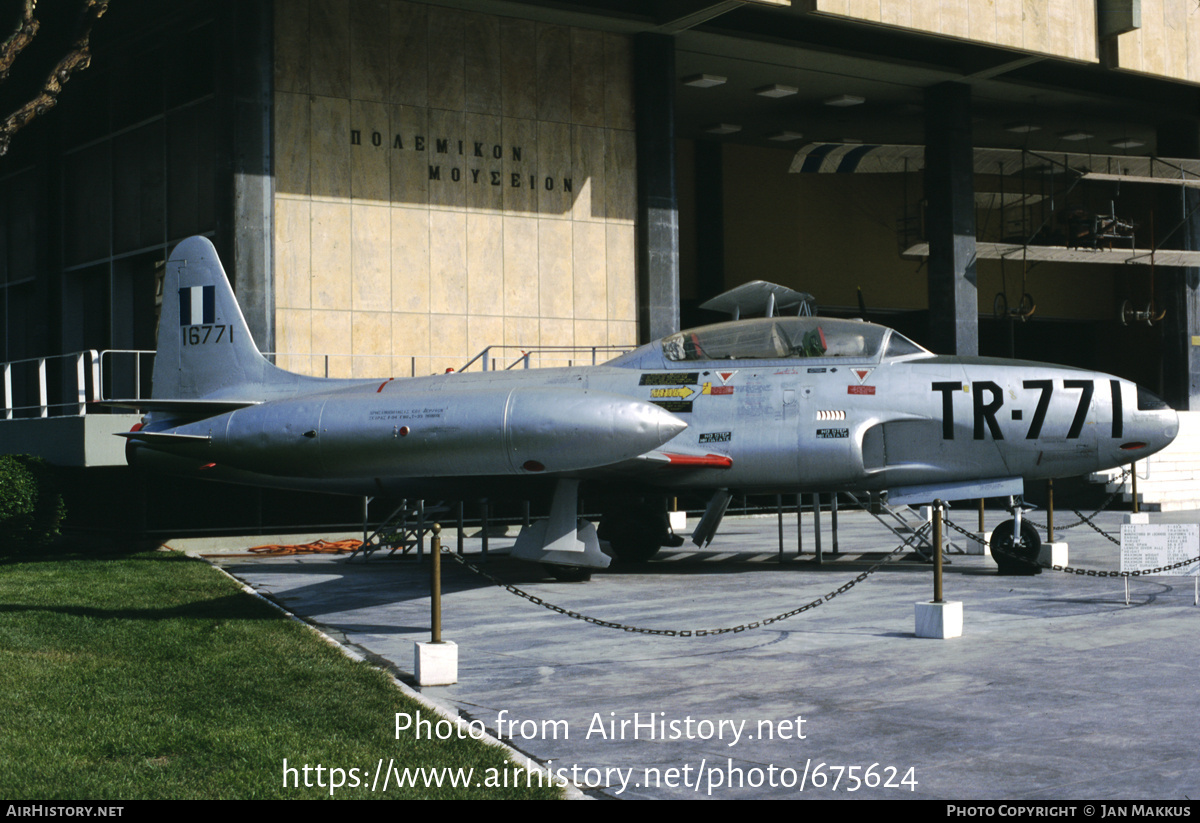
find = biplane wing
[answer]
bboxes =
[790,142,1200,187]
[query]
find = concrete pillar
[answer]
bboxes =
[694,140,725,302]
[1155,120,1200,411]
[222,0,274,353]
[634,33,680,342]
[924,82,978,356]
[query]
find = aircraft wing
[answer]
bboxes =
[903,241,1200,268]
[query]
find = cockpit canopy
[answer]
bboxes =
[659,317,927,363]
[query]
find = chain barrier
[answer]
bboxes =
[442,530,931,637]
[1021,468,1130,532]
[942,514,1200,577]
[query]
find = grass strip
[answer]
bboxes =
[0,547,562,799]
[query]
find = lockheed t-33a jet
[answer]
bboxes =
[117,237,1178,576]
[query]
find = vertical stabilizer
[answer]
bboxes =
[153,236,288,401]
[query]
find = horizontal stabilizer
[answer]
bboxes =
[116,430,212,444]
[101,398,261,416]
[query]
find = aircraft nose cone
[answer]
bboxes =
[1128,385,1178,457]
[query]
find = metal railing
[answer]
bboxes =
[2,342,637,419]
[2,350,100,419]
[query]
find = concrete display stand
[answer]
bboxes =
[1039,542,1068,566]
[915,601,963,639]
[415,640,458,686]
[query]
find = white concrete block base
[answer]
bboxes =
[415,640,458,686]
[968,531,990,556]
[1123,512,1151,525]
[1039,541,1068,566]
[915,601,963,639]
[669,510,687,532]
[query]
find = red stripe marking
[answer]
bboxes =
[663,453,732,468]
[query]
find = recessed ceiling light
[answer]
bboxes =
[756,84,798,98]
[1005,122,1041,133]
[705,123,742,135]
[683,74,726,88]
[1058,131,1094,141]
[824,94,864,107]
[768,131,804,141]
[1110,137,1144,149]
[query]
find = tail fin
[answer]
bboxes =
[153,236,288,401]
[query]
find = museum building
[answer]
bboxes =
[1,0,1198,520]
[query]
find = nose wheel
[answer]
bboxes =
[991,517,1042,575]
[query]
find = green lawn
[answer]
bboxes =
[0,547,562,799]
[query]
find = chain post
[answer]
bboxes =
[933,499,944,603]
[431,523,442,644]
[1047,479,1055,543]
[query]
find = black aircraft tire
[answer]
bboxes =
[992,518,1042,575]
[598,503,665,563]
[543,564,592,582]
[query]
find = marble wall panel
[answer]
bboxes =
[426,109,468,210]
[466,213,503,316]
[275,197,311,309]
[311,202,352,311]
[536,24,571,124]
[310,97,351,200]
[391,206,430,313]
[464,13,502,116]
[392,311,431,369]
[351,310,392,377]
[571,28,606,128]
[572,221,607,320]
[275,92,311,196]
[427,5,465,112]
[389,1,428,107]
[352,204,391,312]
[275,308,312,373]
[571,125,606,222]
[502,117,538,214]
[537,120,572,217]
[429,211,467,315]
[538,219,573,319]
[351,0,390,103]
[351,100,390,203]
[463,113,504,212]
[390,104,429,206]
[274,0,310,94]
[310,0,351,98]
[606,223,636,323]
[573,319,608,349]
[603,34,634,131]
[310,309,353,376]
[503,215,539,318]
[501,18,538,120]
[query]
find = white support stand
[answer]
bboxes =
[414,641,458,686]
[1039,542,1068,566]
[914,601,963,639]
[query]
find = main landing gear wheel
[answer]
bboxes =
[598,500,668,563]
[992,518,1042,575]
[542,564,592,582]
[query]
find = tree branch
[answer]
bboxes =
[0,0,108,156]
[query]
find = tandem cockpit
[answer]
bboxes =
[609,317,931,368]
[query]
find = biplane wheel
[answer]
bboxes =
[991,519,1042,576]
[1019,293,1035,318]
[542,564,592,582]
[1119,299,1134,326]
[993,293,1008,318]
[1144,302,1154,327]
